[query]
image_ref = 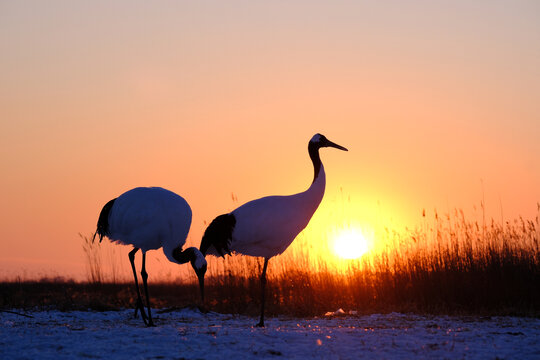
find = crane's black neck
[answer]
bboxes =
[172,247,197,265]
[308,142,322,184]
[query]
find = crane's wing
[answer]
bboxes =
[200,213,235,257]
[94,198,116,243]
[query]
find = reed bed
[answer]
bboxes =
[200,207,540,316]
[2,208,539,317]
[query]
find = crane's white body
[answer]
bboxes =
[107,187,193,264]
[226,165,325,258]
[95,186,206,326]
[200,133,346,327]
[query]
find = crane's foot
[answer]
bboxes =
[255,321,265,327]
[141,305,154,327]
[197,304,209,314]
[141,308,154,327]
[139,310,154,327]
[134,299,146,318]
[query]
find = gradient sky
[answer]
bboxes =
[1,1,539,280]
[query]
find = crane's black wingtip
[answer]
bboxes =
[200,213,235,257]
[96,198,116,242]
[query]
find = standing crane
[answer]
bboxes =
[199,133,347,327]
[94,187,207,326]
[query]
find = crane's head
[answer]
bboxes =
[310,133,348,151]
[172,246,207,302]
[190,249,207,303]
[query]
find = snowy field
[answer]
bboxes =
[2,308,540,359]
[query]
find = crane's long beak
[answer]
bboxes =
[326,139,348,151]
[198,273,205,303]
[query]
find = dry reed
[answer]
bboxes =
[2,207,539,317]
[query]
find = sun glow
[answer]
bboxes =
[332,227,371,259]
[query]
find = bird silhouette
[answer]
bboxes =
[94,187,207,326]
[200,134,347,326]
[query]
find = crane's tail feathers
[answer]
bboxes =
[95,198,116,243]
[200,213,235,257]
[92,230,103,243]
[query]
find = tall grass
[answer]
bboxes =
[81,233,103,284]
[80,233,124,284]
[202,206,540,316]
[8,206,535,316]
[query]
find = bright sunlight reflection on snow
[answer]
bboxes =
[332,227,371,259]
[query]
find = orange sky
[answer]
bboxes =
[1,1,539,280]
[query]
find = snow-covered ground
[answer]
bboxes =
[2,308,540,359]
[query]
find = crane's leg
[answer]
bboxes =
[256,257,269,327]
[140,252,154,326]
[129,248,149,325]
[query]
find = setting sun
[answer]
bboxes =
[332,228,371,259]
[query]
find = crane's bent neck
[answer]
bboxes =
[172,246,206,271]
[172,246,197,264]
[305,143,326,209]
[308,142,323,184]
